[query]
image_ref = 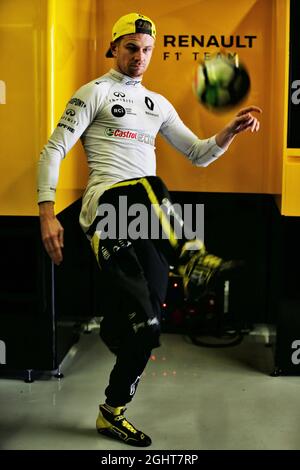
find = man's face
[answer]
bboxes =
[111,33,155,78]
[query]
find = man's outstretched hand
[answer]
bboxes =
[228,106,262,134]
[216,106,262,150]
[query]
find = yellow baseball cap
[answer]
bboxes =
[106,12,156,58]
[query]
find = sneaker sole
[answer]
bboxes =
[97,427,152,447]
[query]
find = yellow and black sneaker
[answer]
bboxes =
[96,404,152,447]
[178,241,240,301]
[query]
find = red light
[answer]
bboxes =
[173,283,178,288]
[163,303,167,308]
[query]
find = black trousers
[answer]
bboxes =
[88,176,189,406]
[97,238,169,406]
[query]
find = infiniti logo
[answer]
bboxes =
[114,92,125,98]
[66,108,76,116]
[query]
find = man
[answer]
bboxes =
[38,12,261,447]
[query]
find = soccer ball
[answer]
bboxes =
[193,54,250,111]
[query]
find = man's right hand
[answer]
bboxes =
[39,202,64,265]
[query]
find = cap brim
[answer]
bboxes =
[105,47,113,58]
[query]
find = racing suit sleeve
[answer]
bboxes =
[159,97,226,167]
[37,84,101,203]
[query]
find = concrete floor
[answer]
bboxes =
[1,328,300,450]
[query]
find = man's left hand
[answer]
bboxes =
[228,106,262,135]
[216,105,262,150]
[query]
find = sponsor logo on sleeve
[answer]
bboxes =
[57,123,75,133]
[61,108,79,126]
[68,97,86,108]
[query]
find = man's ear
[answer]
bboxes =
[110,41,118,57]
